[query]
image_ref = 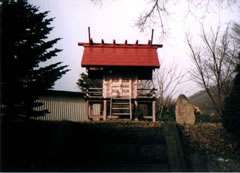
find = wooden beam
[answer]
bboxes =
[151,29,154,45]
[89,115,103,118]
[148,40,151,45]
[129,80,132,120]
[88,26,91,43]
[110,97,112,118]
[90,103,93,119]
[103,100,107,120]
[143,116,153,119]
[134,100,138,120]
[86,100,89,121]
[90,38,94,45]
[108,115,119,119]
[152,100,156,122]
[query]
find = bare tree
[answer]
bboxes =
[153,58,187,118]
[136,60,186,119]
[186,24,237,115]
[90,0,237,39]
[136,0,238,38]
[232,23,240,48]
[136,0,169,36]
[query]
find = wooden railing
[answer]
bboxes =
[137,88,156,97]
[86,88,103,97]
[86,87,156,98]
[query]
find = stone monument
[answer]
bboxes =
[175,94,196,125]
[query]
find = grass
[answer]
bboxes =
[1,118,168,171]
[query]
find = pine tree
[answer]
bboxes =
[76,72,102,92]
[1,0,69,118]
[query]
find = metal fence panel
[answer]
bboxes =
[1,94,101,121]
[33,96,87,122]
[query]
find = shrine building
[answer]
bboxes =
[78,29,162,122]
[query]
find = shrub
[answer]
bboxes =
[157,103,176,121]
[195,114,222,123]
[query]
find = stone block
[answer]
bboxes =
[175,94,196,125]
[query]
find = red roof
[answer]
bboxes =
[78,41,162,68]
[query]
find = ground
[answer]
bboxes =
[179,122,240,172]
[1,117,240,171]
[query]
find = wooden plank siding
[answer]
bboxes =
[103,76,138,98]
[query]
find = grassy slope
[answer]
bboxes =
[1,119,168,171]
[179,123,240,171]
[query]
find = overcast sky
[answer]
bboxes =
[28,0,238,97]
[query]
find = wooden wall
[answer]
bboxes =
[103,76,138,98]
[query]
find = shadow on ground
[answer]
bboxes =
[1,118,169,171]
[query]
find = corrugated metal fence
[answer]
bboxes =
[33,96,87,122]
[1,90,101,122]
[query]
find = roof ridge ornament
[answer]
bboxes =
[88,26,91,43]
[77,27,163,48]
[151,29,154,45]
[78,42,163,48]
[90,38,94,45]
[148,40,151,45]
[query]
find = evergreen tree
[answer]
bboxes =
[222,53,240,135]
[77,72,102,92]
[1,0,69,118]
[222,23,240,135]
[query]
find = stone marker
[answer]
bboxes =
[175,94,196,125]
